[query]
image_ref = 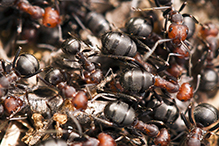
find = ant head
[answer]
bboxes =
[168,23,188,45]
[43,7,61,28]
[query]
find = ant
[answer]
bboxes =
[180,103,219,146]
[15,0,61,28]
[133,2,203,76]
[120,67,179,94]
[145,91,179,125]
[93,100,171,146]
[192,22,219,97]
[101,31,172,61]
[125,16,153,39]
[37,68,88,110]
[0,47,41,98]
[61,37,103,84]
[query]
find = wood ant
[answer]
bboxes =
[180,103,219,146]
[61,37,103,84]
[120,67,179,94]
[101,31,172,61]
[0,47,41,98]
[132,2,203,76]
[193,22,219,97]
[15,0,61,28]
[93,100,171,146]
[38,68,88,110]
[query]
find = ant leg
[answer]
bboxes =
[12,47,22,69]
[22,68,44,78]
[67,110,83,136]
[147,120,168,129]
[166,53,184,66]
[204,120,219,132]
[90,93,119,102]
[58,25,63,42]
[143,38,172,61]
[178,1,187,12]
[36,75,56,89]
[102,54,148,71]
[193,74,201,94]
[180,112,192,130]
[131,6,171,11]
[152,90,163,103]
[37,44,57,51]
[0,59,6,73]
[181,40,192,76]
[90,114,114,126]
[182,14,206,28]
[187,103,196,125]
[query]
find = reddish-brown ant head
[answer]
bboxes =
[168,23,188,45]
[153,128,170,146]
[4,96,23,115]
[71,91,88,110]
[177,83,193,101]
[200,23,218,39]
[43,7,61,28]
[98,133,117,146]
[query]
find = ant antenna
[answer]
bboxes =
[131,6,171,11]
[12,47,22,69]
[181,40,192,77]
[193,74,201,94]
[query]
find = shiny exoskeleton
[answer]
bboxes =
[125,17,153,37]
[103,101,170,146]
[146,96,179,124]
[180,103,219,146]
[120,68,179,93]
[42,68,88,110]
[183,15,196,39]
[0,48,40,98]
[85,11,111,37]
[61,38,103,84]
[101,31,137,57]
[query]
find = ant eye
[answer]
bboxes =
[169,27,173,32]
[186,29,189,35]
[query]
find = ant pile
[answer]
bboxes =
[0,0,219,146]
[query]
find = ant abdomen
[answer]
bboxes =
[101,32,137,57]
